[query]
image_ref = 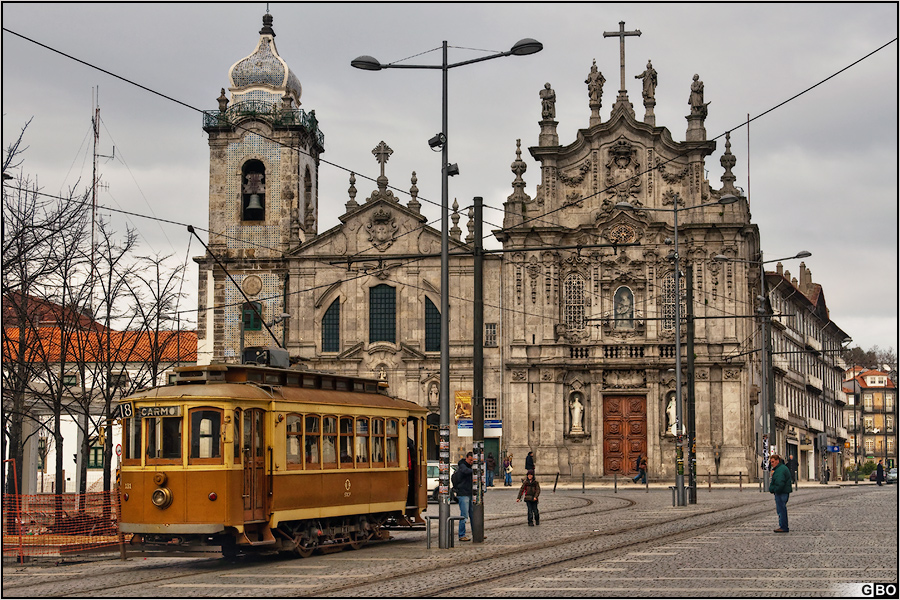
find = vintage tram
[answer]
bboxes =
[118,360,428,556]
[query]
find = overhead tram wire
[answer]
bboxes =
[8,28,895,326]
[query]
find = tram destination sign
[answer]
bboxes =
[138,406,182,418]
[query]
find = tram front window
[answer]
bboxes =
[146,416,182,460]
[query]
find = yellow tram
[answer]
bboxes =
[118,362,428,556]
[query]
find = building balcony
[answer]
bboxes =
[805,335,822,354]
[772,355,790,374]
[203,103,325,147]
[806,374,823,392]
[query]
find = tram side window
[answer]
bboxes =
[323,416,337,468]
[386,419,399,467]
[286,414,303,469]
[339,417,354,465]
[355,418,369,467]
[305,416,320,468]
[146,416,182,462]
[371,418,385,466]
[189,408,222,462]
[123,417,141,464]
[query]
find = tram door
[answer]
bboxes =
[243,408,267,521]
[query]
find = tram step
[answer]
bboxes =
[238,525,277,546]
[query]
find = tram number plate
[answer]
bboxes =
[139,406,182,418]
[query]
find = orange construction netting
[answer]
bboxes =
[2,491,125,559]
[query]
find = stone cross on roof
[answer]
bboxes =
[372,141,393,178]
[603,21,641,97]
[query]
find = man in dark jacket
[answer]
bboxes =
[768,454,792,533]
[456,453,475,541]
[525,451,535,472]
[485,453,496,487]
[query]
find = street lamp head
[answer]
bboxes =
[718,194,740,205]
[615,201,635,211]
[510,38,543,56]
[794,250,812,259]
[350,55,383,70]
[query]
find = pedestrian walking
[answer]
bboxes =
[503,455,513,486]
[825,466,830,483]
[768,454,792,533]
[516,470,541,526]
[875,460,885,486]
[525,451,535,473]
[485,452,496,487]
[454,452,475,541]
[632,455,647,484]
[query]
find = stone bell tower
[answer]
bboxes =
[196,13,324,364]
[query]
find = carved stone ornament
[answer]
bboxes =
[241,275,263,297]
[557,160,591,186]
[602,369,647,389]
[366,207,398,251]
[512,370,527,381]
[605,138,642,200]
[605,223,637,244]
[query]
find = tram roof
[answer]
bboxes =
[124,363,426,414]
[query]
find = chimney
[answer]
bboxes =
[776,262,784,277]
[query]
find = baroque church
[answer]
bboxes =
[196,14,765,479]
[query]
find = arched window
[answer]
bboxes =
[322,298,340,352]
[369,284,396,343]
[425,296,440,352]
[614,286,634,329]
[241,160,266,221]
[564,273,585,330]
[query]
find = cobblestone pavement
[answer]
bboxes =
[2,482,896,598]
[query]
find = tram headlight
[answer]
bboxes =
[151,487,173,509]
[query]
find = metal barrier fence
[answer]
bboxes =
[2,491,125,561]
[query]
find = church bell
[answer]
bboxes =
[246,194,263,211]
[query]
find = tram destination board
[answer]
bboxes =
[138,405,182,418]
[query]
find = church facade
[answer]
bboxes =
[197,14,767,479]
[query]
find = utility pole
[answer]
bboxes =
[686,265,697,504]
[471,197,485,543]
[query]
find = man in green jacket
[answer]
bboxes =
[768,454,792,533]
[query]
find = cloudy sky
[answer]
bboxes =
[3,3,897,353]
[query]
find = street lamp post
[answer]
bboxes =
[617,194,738,506]
[352,38,541,549]
[714,249,811,492]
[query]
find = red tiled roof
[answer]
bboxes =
[2,327,197,363]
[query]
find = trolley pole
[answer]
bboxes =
[471,197,485,543]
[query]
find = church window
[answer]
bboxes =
[485,323,498,347]
[369,284,396,343]
[241,160,266,221]
[563,273,585,330]
[614,286,634,329]
[661,272,685,332]
[242,301,263,331]
[322,298,340,352]
[425,296,440,352]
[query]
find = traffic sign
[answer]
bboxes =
[115,443,122,457]
[827,445,840,453]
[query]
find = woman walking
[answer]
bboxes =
[516,470,541,526]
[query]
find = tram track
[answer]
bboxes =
[1,493,619,597]
[319,489,847,597]
[3,488,851,597]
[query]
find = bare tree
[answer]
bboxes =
[2,122,91,497]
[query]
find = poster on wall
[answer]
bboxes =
[454,390,472,422]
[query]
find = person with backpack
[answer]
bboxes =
[632,455,647,484]
[516,470,541,525]
[453,452,475,541]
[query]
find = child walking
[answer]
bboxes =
[516,470,541,526]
